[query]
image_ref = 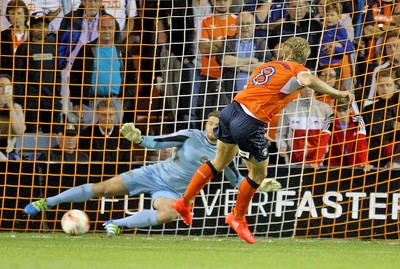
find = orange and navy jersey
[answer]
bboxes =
[200,14,237,78]
[234,61,309,124]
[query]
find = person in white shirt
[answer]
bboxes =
[1,0,62,33]
[64,0,138,42]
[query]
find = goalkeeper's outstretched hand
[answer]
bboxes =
[258,178,281,192]
[120,123,143,144]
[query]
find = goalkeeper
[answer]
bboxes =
[24,111,280,235]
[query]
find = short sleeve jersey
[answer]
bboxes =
[234,61,309,123]
[200,14,237,78]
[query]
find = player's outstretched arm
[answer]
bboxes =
[297,72,355,103]
[120,123,143,144]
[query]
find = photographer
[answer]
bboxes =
[0,74,26,160]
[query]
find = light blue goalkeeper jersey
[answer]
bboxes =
[137,129,242,194]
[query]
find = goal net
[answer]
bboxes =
[0,0,399,240]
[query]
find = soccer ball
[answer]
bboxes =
[61,209,90,236]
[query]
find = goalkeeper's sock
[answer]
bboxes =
[112,210,158,228]
[46,184,94,207]
[233,176,259,218]
[183,161,218,205]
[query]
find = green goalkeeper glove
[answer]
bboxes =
[258,178,281,192]
[120,123,143,144]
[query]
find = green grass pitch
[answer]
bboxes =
[1,232,399,269]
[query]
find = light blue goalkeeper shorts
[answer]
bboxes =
[120,167,180,205]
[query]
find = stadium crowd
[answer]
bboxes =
[0,0,399,170]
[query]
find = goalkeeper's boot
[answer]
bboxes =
[225,212,255,244]
[258,178,282,192]
[24,198,48,215]
[103,220,121,236]
[172,197,193,225]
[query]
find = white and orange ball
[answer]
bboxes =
[61,209,90,236]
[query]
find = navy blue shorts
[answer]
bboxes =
[215,101,269,162]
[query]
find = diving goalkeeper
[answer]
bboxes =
[24,111,281,235]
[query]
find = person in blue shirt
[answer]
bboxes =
[69,13,136,126]
[318,0,355,91]
[268,0,323,70]
[24,111,243,235]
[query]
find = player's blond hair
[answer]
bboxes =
[283,37,311,64]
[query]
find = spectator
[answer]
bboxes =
[318,0,355,91]
[155,0,196,123]
[14,14,63,134]
[324,98,373,172]
[356,0,398,89]
[178,0,212,129]
[0,0,62,33]
[315,66,341,107]
[362,0,398,64]
[194,0,237,127]
[63,0,138,42]
[0,74,26,161]
[217,11,272,101]
[57,0,109,70]
[57,0,109,115]
[268,0,322,69]
[314,0,355,42]
[242,0,286,38]
[276,87,332,169]
[316,65,363,118]
[372,2,400,61]
[270,41,285,61]
[60,0,80,14]
[364,31,400,108]
[69,14,136,126]
[230,0,245,13]
[38,123,88,162]
[100,0,137,43]
[0,0,29,77]
[363,69,400,168]
[352,0,368,41]
[79,100,132,162]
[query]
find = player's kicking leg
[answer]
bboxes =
[225,158,268,244]
[225,211,255,244]
[173,141,238,225]
[172,196,193,225]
